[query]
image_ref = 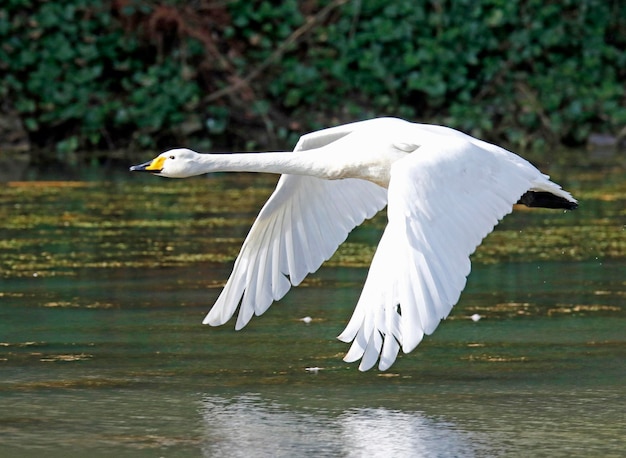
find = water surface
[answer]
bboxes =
[1,153,624,457]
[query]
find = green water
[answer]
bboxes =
[0,155,624,457]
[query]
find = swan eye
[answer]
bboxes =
[169,155,175,160]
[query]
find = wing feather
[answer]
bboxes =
[339,137,553,370]
[204,174,387,329]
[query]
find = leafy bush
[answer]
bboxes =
[1,0,624,158]
[1,0,206,155]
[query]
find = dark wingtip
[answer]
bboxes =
[517,191,578,210]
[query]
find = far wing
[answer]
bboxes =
[293,118,381,151]
[204,174,387,330]
[338,137,547,371]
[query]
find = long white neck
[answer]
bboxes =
[194,151,341,179]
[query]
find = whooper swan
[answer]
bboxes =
[130,117,577,371]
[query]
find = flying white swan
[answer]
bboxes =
[130,117,577,371]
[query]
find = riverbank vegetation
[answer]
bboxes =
[1,0,624,160]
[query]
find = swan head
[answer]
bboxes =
[129,148,200,178]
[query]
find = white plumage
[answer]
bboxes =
[131,117,577,371]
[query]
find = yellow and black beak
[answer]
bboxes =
[129,156,166,174]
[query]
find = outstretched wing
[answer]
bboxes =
[338,137,574,371]
[204,173,387,329]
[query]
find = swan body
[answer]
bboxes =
[130,117,577,371]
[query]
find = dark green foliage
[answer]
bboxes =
[1,0,204,154]
[1,0,624,158]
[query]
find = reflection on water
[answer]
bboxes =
[197,388,625,457]
[339,407,475,458]
[2,382,623,457]
[199,395,485,457]
[0,155,625,456]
